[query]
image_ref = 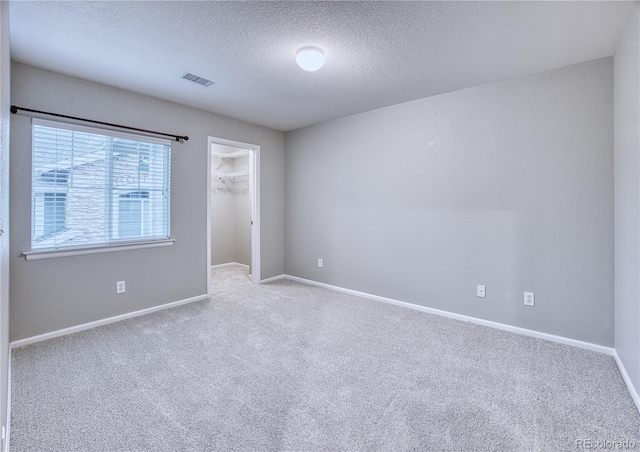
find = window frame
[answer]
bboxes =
[24,118,174,261]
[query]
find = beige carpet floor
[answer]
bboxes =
[10,265,640,451]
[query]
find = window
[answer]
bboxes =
[30,119,171,253]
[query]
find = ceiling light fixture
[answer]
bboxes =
[296,46,325,72]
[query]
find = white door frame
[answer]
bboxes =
[207,136,261,293]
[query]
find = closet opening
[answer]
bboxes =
[206,136,260,291]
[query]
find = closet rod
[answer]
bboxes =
[10,105,189,143]
[213,171,250,179]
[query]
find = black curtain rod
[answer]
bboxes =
[10,105,189,143]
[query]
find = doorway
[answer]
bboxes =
[207,137,260,292]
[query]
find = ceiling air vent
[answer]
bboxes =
[182,72,216,87]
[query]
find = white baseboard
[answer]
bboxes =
[284,275,614,356]
[211,262,249,270]
[259,274,286,284]
[10,294,209,350]
[614,350,640,413]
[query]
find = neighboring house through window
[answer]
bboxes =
[30,119,171,252]
[42,192,67,234]
[118,191,150,240]
[32,169,69,241]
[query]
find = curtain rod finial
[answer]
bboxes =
[10,106,17,114]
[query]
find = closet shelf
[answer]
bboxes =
[211,150,249,159]
[212,150,249,169]
[212,171,249,180]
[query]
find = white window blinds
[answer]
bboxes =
[31,118,171,251]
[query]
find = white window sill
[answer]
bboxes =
[23,239,175,261]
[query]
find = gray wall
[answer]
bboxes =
[233,156,251,266]
[210,155,250,266]
[0,1,9,445]
[211,145,236,265]
[285,58,614,346]
[614,5,640,399]
[211,178,235,265]
[10,62,285,341]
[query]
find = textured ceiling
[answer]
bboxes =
[8,1,638,131]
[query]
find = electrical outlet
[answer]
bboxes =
[524,292,535,307]
[317,258,323,268]
[477,285,486,298]
[116,281,126,294]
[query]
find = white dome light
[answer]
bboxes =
[296,46,325,72]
